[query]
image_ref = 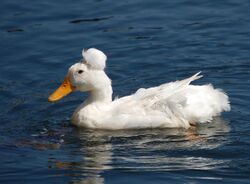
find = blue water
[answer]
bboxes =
[1,0,250,183]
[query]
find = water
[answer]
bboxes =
[0,0,250,183]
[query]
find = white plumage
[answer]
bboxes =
[82,48,106,70]
[49,48,230,130]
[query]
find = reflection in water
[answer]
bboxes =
[52,118,230,183]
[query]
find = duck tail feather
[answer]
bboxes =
[179,71,203,86]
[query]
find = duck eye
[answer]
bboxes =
[78,70,84,74]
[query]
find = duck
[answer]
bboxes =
[48,48,230,129]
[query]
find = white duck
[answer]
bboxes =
[48,48,230,129]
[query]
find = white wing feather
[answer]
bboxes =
[111,72,230,128]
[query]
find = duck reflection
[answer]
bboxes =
[52,117,230,183]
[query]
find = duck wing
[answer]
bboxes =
[133,71,230,123]
[109,72,205,128]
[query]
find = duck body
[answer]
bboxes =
[71,72,230,129]
[49,48,230,130]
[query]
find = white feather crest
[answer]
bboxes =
[82,48,107,70]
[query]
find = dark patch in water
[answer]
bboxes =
[134,36,151,40]
[103,26,134,32]
[69,16,113,24]
[145,27,163,30]
[7,28,24,32]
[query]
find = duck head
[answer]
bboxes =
[48,48,111,102]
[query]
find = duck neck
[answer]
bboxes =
[87,85,113,104]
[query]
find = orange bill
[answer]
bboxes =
[48,77,76,102]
